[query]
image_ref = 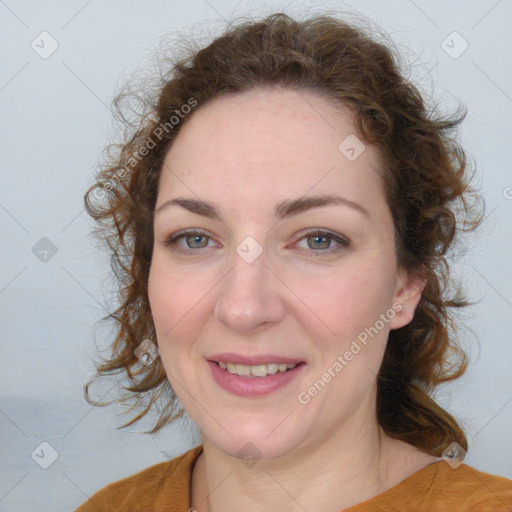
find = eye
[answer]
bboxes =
[163,229,216,255]
[294,229,350,256]
[162,228,350,257]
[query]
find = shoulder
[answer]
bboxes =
[74,444,203,512]
[433,462,512,510]
[346,460,512,512]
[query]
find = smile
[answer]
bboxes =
[217,361,297,377]
[208,360,306,397]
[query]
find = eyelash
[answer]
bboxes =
[162,228,350,257]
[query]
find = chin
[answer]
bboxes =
[199,412,308,462]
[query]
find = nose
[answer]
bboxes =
[214,245,286,333]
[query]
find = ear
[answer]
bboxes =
[388,267,427,330]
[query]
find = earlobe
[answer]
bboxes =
[389,268,427,330]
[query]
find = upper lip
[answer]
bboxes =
[208,353,305,366]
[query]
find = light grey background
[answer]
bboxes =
[1,0,511,510]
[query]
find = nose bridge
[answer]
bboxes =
[214,240,283,331]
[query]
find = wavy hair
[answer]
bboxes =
[84,12,483,456]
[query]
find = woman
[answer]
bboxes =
[76,12,512,512]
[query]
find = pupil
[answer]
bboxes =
[189,235,205,248]
[311,235,328,249]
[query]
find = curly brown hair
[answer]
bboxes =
[84,12,484,456]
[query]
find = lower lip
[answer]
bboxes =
[207,360,306,397]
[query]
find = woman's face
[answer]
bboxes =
[148,86,423,460]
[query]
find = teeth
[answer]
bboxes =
[218,361,298,377]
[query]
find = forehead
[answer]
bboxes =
[158,86,384,216]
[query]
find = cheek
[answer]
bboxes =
[148,264,189,356]
[300,262,394,342]
[302,266,395,404]
[148,260,203,331]
[148,260,213,368]
[148,278,191,392]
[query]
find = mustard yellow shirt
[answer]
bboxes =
[75,444,512,511]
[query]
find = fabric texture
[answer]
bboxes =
[75,444,512,512]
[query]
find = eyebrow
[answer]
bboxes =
[154,194,369,221]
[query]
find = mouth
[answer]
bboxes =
[213,360,304,378]
[206,355,307,397]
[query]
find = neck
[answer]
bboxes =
[190,405,432,512]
